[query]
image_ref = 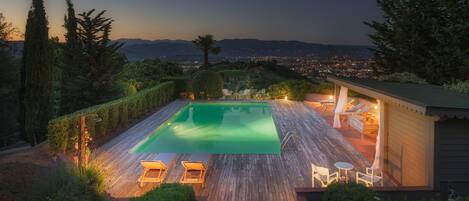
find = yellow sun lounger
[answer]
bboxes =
[138,153,176,187]
[180,153,211,187]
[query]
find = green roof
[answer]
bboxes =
[328,77,469,118]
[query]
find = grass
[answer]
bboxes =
[0,162,49,201]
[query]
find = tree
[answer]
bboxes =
[122,59,183,90]
[76,9,125,106]
[0,13,16,47]
[50,37,64,116]
[21,0,55,145]
[366,0,469,84]
[60,0,85,114]
[0,13,20,141]
[192,70,223,100]
[192,34,221,67]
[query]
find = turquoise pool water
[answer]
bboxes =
[131,102,281,154]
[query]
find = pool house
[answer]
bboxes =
[310,76,469,197]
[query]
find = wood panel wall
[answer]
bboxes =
[385,104,436,187]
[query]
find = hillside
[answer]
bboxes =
[116,38,372,61]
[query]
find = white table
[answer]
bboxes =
[334,162,354,183]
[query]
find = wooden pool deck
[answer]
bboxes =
[94,100,378,200]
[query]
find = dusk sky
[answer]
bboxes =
[1,0,382,45]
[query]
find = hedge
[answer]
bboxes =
[48,81,175,153]
[192,70,224,100]
[161,76,189,96]
[130,183,196,201]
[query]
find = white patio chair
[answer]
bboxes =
[241,89,252,99]
[356,167,384,187]
[311,164,339,187]
[222,89,232,99]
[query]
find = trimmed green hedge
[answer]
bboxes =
[131,183,196,201]
[192,70,224,100]
[161,76,189,96]
[48,82,175,153]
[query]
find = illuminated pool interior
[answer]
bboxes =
[131,102,281,154]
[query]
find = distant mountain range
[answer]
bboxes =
[7,39,374,61]
[116,38,373,61]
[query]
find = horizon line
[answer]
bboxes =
[9,37,373,47]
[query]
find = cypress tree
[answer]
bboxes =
[22,0,55,145]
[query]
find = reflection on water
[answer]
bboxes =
[132,102,280,154]
[192,104,225,127]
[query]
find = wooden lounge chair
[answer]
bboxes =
[312,164,339,187]
[339,102,365,125]
[356,167,384,187]
[138,153,176,187]
[180,153,211,187]
[342,102,365,115]
[348,105,379,136]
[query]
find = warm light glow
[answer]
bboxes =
[284,96,288,100]
[329,95,333,100]
[374,105,378,110]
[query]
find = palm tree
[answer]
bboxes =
[192,34,221,67]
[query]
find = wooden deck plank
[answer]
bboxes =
[94,100,388,200]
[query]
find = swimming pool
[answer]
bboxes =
[131,102,281,154]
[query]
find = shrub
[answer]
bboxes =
[323,183,377,201]
[131,183,196,201]
[125,82,138,96]
[161,76,189,96]
[33,165,106,201]
[378,72,427,84]
[192,70,224,100]
[218,69,249,91]
[269,80,314,101]
[444,80,469,94]
[48,82,175,153]
[310,82,334,95]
